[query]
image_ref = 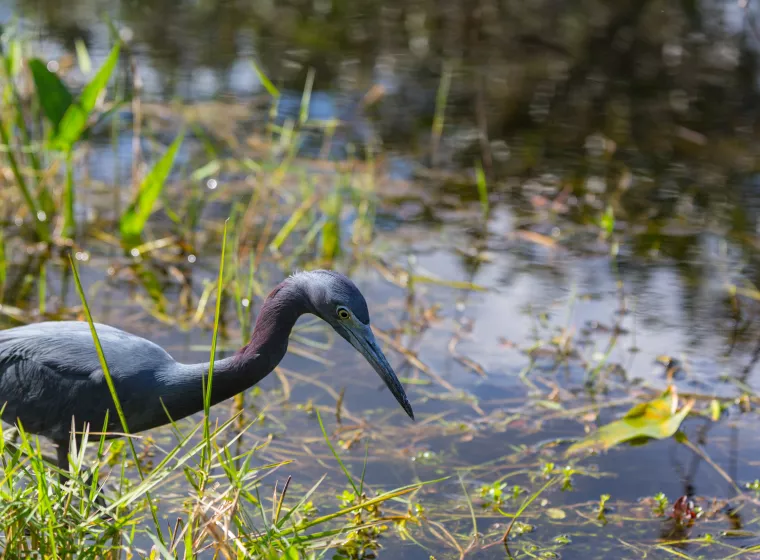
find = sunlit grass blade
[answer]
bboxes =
[74,38,92,74]
[202,219,229,472]
[0,229,5,300]
[499,476,558,545]
[0,115,49,241]
[299,68,315,125]
[316,409,358,495]
[475,160,489,221]
[3,39,48,213]
[269,193,318,254]
[62,147,75,239]
[271,478,446,540]
[320,188,342,264]
[251,59,280,99]
[120,131,185,249]
[68,254,165,544]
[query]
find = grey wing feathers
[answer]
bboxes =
[0,321,177,440]
[0,321,174,380]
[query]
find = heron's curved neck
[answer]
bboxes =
[173,279,310,409]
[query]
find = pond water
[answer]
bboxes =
[4,0,760,558]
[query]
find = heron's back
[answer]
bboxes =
[0,321,178,441]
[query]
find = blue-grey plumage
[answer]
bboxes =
[0,270,414,471]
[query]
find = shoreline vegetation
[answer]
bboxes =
[3,13,760,558]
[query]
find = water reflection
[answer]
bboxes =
[4,0,760,556]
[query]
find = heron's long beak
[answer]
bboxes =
[344,323,414,420]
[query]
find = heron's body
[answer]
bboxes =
[0,270,414,472]
[0,322,245,440]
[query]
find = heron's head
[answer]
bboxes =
[295,270,414,420]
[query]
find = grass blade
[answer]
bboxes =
[74,38,92,75]
[251,59,280,99]
[55,42,120,147]
[500,476,558,545]
[68,254,165,544]
[0,115,49,241]
[475,160,489,221]
[62,147,75,239]
[202,219,229,472]
[0,229,5,300]
[120,131,184,248]
[316,410,358,495]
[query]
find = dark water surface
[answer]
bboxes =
[5,0,760,558]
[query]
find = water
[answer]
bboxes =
[4,0,760,557]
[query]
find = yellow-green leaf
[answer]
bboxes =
[55,42,120,147]
[566,387,694,456]
[546,508,566,520]
[710,399,721,422]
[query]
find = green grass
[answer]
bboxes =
[5,17,760,560]
[0,248,435,558]
[0,27,426,558]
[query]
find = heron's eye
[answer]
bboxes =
[337,307,351,320]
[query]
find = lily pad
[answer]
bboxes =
[566,386,694,456]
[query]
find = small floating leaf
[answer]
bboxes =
[545,508,566,520]
[566,386,694,456]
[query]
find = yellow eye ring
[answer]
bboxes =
[337,308,350,320]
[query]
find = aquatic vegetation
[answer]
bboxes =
[119,132,184,251]
[3,5,760,558]
[30,42,121,240]
[566,386,695,455]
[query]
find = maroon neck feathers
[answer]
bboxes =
[235,278,310,375]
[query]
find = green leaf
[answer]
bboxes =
[79,43,120,114]
[600,205,615,237]
[545,507,566,520]
[278,546,299,560]
[120,131,184,248]
[566,387,694,455]
[55,42,120,147]
[28,59,73,133]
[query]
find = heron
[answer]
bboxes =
[0,269,414,476]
